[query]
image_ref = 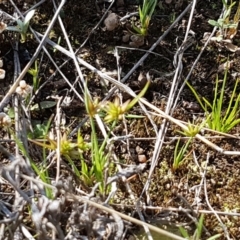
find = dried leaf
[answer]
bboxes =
[223,41,239,52]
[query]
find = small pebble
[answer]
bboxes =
[138,154,147,163]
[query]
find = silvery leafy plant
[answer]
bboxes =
[6,10,35,43]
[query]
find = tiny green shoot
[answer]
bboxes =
[84,86,110,193]
[179,120,206,137]
[179,214,222,240]
[132,0,157,36]
[28,60,40,92]
[6,10,35,43]
[53,36,62,53]
[103,79,150,123]
[172,138,192,172]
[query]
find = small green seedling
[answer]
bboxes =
[82,77,150,193]
[29,130,90,179]
[103,79,150,123]
[186,70,240,133]
[179,214,222,240]
[28,60,40,91]
[172,138,192,172]
[28,122,50,139]
[6,10,35,43]
[179,120,206,137]
[132,0,157,36]
[84,87,111,193]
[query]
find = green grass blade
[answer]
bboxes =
[223,78,239,122]
[196,214,204,239]
[132,24,143,35]
[173,138,191,171]
[173,138,180,168]
[202,97,213,110]
[179,226,189,238]
[186,81,207,111]
[212,74,219,111]
[218,71,227,115]
[65,155,81,178]
[148,0,157,17]
[126,79,150,111]
[215,100,222,131]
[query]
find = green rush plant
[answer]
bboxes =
[83,79,150,193]
[186,70,240,133]
[179,214,222,240]
[132,0,157,36]
[28,60,40,92]
[15,127,54,199]
[103,79,150,123]
[6,10,35,43]
[179,120,206,137]
[84,87,111,193]
[172,138,192,172]
[29,130,91,180]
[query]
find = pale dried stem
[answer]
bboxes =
[52,0,85,97]
[142,0,198,200]
[203,152,231,240]
[69,194,186,240]
[31,31,240,156]
[0,0,67,111]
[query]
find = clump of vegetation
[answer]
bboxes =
[6,10,35,42]
[186,69,240,133]
[132,0,157,36]
[208,0,240,41]
[179,214,222,240]
[172,137,192,172]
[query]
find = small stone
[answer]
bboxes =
[130,34,144,47]
[122,34,130,42]
[136,145,144,154]
[104,13,119,31]
[19,80,27,88]
[0,22,7,33]
[129,41,138,48]
[16,86,22,95]
[0,69,5,79]
[138,154,147,163]
[0,112,11,127]
[165,183,171,190]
